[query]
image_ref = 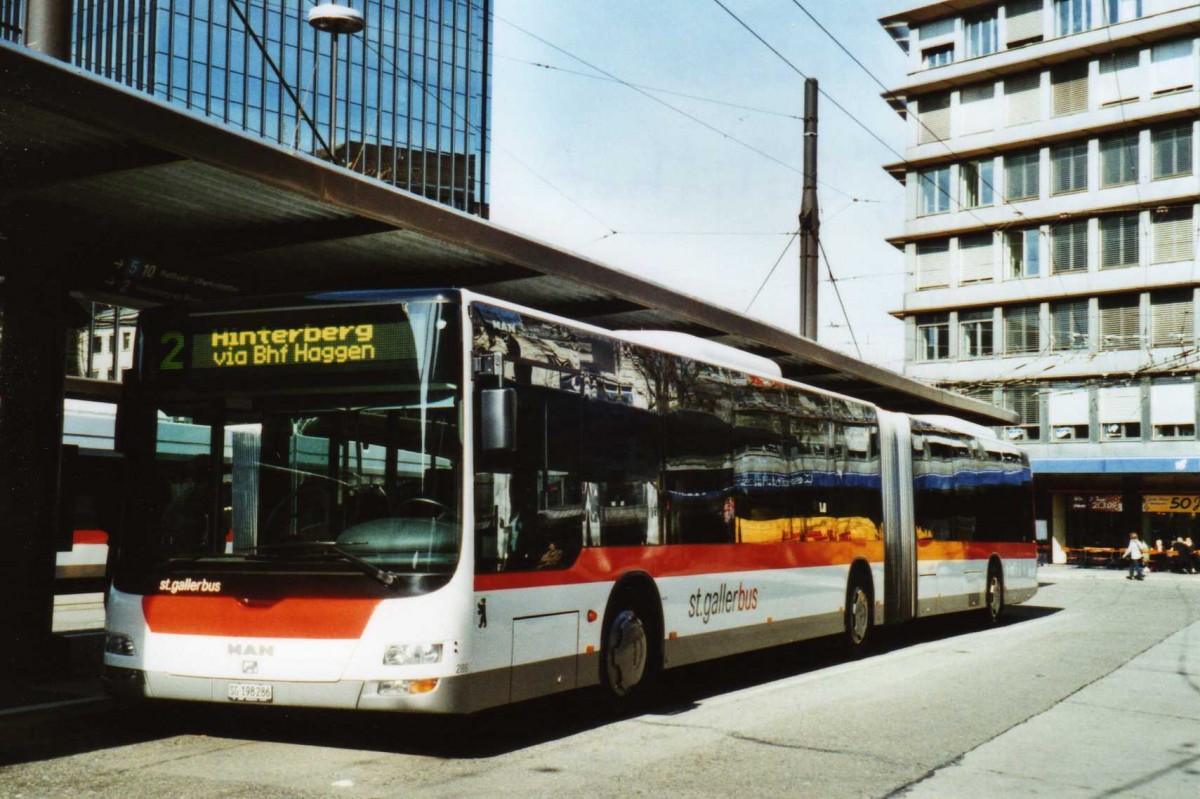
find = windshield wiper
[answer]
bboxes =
[247,541,402,589]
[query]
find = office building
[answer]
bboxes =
[2,0,491,215]
[879,0,1200,558]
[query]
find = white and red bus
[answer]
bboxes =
[103,290,1037,712]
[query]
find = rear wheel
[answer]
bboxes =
[844,573,874,656]
[601,589,658,700]
[983,564,1004,625]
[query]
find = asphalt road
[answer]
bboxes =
[3,566,1199,798]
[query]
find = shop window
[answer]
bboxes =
[1102,422,1141,440]
[1053,424,1090,440]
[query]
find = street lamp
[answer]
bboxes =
[307,3,365,165]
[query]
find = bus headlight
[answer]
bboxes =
[104,633,136,656]
[383,643,443,665]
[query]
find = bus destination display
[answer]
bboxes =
[192,322,412,369]
[151,312,417,380]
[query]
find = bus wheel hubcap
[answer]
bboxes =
[850,589,869,644]
[607,610,646,695]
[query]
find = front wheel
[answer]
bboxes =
[601,593,657,700]
[844,576,874,656]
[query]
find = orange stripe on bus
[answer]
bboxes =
[143,596,379,638]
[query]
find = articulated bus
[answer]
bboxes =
[103,289,1037,712]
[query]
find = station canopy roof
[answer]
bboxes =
[0,43,1014,425]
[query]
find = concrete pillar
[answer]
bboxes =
[0,250,69,676]
[1051,493,1069,564]
[23,0,72,61]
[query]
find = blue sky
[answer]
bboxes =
[489,0,914,370]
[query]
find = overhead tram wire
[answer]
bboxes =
[496,54,806,122]
[714,0,1009,229]
[818,238,862,359]
[496,13,876,204]
[744,230,800,314]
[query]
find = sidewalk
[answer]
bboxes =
[901,606,1200,797]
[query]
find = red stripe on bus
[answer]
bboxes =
[474,540,1035,592]
[475,542,885,591]
[73,529,109,546]
[143,596,380,638]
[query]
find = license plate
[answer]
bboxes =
[227,682,273,703]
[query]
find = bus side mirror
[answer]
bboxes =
[480,388,516,453]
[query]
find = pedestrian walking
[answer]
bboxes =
[1123,531,1148,581]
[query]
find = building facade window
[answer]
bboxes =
[917,240,952,289]
[1052,61,1089,116]
[923,44,955,68]
[960,309,995,358]
[1005,304,1041,354]
[1098,49,1141,106]
[1054,0,1091,36]
[918,93,951,144]
[1003,386,1041,441]
[1051,299,1089,350]
[959,232,995,283]
[1007,0,1045,47]
[1151,382,1196,440]
[1005,72,1041,126]
[1150,289,1194,347]
[1100,294,1141,350]
[917,314,951,360]
[1099,386,1141,440]
[1007,228,1041,278]
[1152,123,1194,179]
[964,10,998,58]
[960,158,995,208]
[1100,132,1138,186]
[1152,207,1194,264]
[959,83,996,135]
[918,166,952,215]
[1104,0,1142,24]
[1101,213,1140,268]
[1005,150,1040,201]
[1051,141,1088,194]
[1051,219,1089,273]
[1048,387,1090,441]
[1150,39,1195,96]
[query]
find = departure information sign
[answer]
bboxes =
[144,306,420,385]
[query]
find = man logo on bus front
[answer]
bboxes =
[477,597,488,629]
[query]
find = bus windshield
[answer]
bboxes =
[116,298,462,592]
